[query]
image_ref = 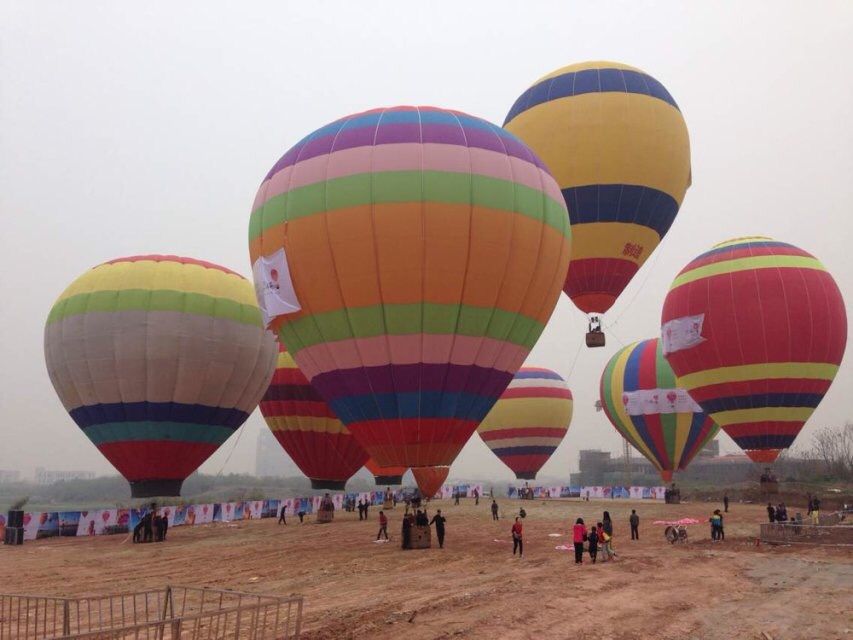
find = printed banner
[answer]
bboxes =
[252,248,301,326]
[622,388,702,416]
[662,314,705,354]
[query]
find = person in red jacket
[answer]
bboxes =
[511,517,523,557]
[377,511,389,540]
[572,517,587,564]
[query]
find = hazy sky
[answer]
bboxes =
[2,2,851,482]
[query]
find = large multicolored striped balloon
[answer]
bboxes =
[364,458,407,486]
[477,367,573,480]
[259,343,368,490]
[504,61,690,317]
[600,338,719,481]
[249,106,571,468]
[44,256,278,497]
[662,237,847,463]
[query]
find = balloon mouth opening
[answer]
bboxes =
[374,475,404,486]
[747,449,782,464]
[130,479,184,498]
[660,470,674,482]
[310,479,348,491]
[566,292,616,315]
[515,471,537,480]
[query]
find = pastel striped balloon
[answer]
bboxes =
[662,237,847,463]
[259,343,368,490]
[249,106,571,468]
[600,338,719,481]
[44,256,278,497]
[505,61,690,316]
[477,367,573,480]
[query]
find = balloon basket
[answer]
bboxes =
[760,479,779,495]
[316,509,334,524]
[408,525,432,549]
[586,331,606,348]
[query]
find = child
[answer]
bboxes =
[598,522,612,561]
[588,525,599,564]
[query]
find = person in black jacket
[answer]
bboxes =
[141,511,154,543]
[159,511,168,541]
[629,510,639,540]
[278,505,287,525]
[401,513,413,549]
[430,509,446,548]
[767,503,776,523]
[588,525,599,563]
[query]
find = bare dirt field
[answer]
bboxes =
[2,498,851,640]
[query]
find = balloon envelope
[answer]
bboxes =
[259,342,368,490]
[478,367,573,480]
[412,466,449,500]
[44,255,277,497]
[364,458,407,486]
[249,106,571,468]
[661,237,847,463]
[504,61,690,315]
[600,338,719,481]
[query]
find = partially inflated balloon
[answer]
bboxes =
[249,106,571,468]
[477,368,573,480]
[259,343,368,490]
[364,458,407,486]
[505,61,690,318]
[412,466,449,500]
[661,238,847,463]
[600,338,719,481]
[44,256,277,497]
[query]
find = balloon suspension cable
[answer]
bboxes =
[567,337,584,379]
[213,423,247,479]
[609,234,668,328]
[602,321,627,348]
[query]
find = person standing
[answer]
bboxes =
[709,510,722,541]
[602,512,613,539]
[511,517,523,557]
[491,500,499,521]
[278,504,287,525]
[377,511,389,540]
[474,488,480,505]
[430,509,447,548]
[364,499,370,520]
[588,525,599,564]
[142,510,154,543]
[401,513,412,549]
[572,518,587,564]
[811,497,821,525]
[767,503,776,523]
[454,491,460,506]
[357,500,364,521]
[629,510,639,541]
[160,511,168,541]
[723,494,729,513]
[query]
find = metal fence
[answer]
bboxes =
[759,522,853,546]
[0,586,302,640]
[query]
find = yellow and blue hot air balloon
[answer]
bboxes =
[477,367,573,480]
[504,61,691,346]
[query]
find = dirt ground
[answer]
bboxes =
[2,498,851,640]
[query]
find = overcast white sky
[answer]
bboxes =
[1,1,851,482]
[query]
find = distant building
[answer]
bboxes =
[34,468,95,485]
[571,439,752,486]
[0,469,20,483]
[255,429,301,477]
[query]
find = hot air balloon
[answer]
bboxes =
[249,106,571,468]
[661,237,847,463]
[477,367,573,480]
[600,338,719,481]
[44,255,278,497]
[364,458,407,486]
[259,342,368,489]
[411,466,449,500]
[504,61,691,347]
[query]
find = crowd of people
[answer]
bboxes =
[132,503,169,543]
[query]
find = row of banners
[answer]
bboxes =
[0,483,661,542]
[0,485,484,542]
[507,485,667,500]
